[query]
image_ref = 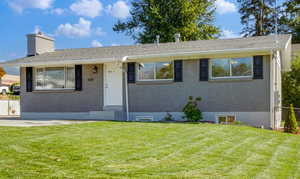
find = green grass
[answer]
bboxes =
[1,122,300,178]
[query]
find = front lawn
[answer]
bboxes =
[1,122,300,178]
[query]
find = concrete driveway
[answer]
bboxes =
[0,117,93,127]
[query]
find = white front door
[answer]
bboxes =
[103,62,123,107]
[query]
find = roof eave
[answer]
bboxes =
[0,47,277,67]
[126,47,276,61]
[0,57,120,67]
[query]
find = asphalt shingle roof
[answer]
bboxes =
[1,34,291,66]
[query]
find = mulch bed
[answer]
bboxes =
[276,127,300,135]
[0,95,10,100]
[0,95,20,100]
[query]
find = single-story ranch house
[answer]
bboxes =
[1,33,292,129]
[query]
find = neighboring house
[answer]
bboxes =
[0,33,292,129]
[0,74,20,94]
[0,74,20,86]
[292,44,300,60]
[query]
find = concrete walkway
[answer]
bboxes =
[0,117,93,127]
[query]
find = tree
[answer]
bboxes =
[237,0,277,37]
[282,55,300,107]
[279,0,300,43]
[0,68,5,78]
[113,0,220,43]
[284,104,298,133]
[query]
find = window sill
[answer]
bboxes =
[209,77,253,82]
[33,89,76,93]
[135,80,174,85]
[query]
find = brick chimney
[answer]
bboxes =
[27,32,54,56]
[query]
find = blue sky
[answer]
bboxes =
[0,0,280,63]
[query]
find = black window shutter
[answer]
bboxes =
[26,67,33,92]
[127,62,136,83]
[199,59,209,81]
[253,56,263,79]
[174,60,183,82]
[75,65,82,91]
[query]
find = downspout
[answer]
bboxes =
[270,50,275,129]
[122,56,130,121]
[270,49,281,129]
[272,0,279,129]
[274,50,281,129]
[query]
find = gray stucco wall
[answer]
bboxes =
[20,64,103,112]
[20,56,270,115]
[127,56,270,112]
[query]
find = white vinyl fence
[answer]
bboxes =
[0,100,20,116]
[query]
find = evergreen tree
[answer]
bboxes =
[279,0,300,43]
[113,0,220,43]
[284,104,298,133]
[237,0,277,37]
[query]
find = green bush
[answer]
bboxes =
[282,56,300,107]
[284,104,298,133]
[183,96,203,122]
[9,83,20,92]
[232,120,243,125]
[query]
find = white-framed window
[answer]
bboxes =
[216,115,236,124]
[137,61,173,81]
[35,65,75,90]
[210,57,253,79]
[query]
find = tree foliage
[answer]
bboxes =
[237,0,300,42]
[113,0,220,43]
[282,55,300,107]
[279,0,300,43]
[284,104,298,133]
[0,68,6,78]
[237,0,277,37]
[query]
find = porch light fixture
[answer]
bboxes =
[92,66,98,74]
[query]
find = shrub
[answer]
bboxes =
[284,104,298,133]
[232,120,243,125]
[282,56,300,107]
[9,83,20,93]
[183,96,202,122]
[163,112,174,121]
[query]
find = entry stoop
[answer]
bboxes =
[88,111,116,120]
[102,105,125,121]
[103,105,123,111]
